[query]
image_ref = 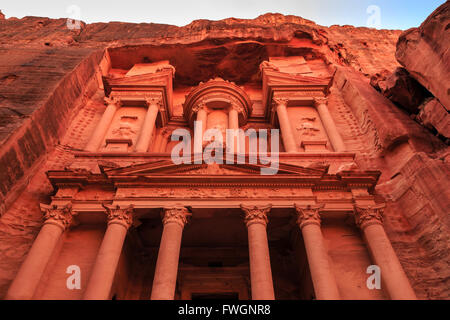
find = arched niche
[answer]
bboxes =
[183,78,253,129]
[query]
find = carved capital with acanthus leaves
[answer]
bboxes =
[40,203,76,231]
[314,97,328,106]
[354,204,385,230]
[294,204,324,229]
[104,96,122,107]
[162,206,192,228]
[230,103,244,114]
[145,96,164,111]
[102,204,134,229]
[241,204,272,228]
[192,100,208,114]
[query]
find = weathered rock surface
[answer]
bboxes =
[374,67,431,114]
[417,98,450,138]
[396,1,450,110]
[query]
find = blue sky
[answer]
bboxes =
[0,0,446,30]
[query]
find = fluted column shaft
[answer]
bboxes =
[314,99,346,152]
[241,205,275,300]
[295,204,340,300]
[355,205,417,300]
[86,97,120,152]
[274,99,297,153]
[83,205,134,300]
[5,204,74,300]
[151,207,191,300]
[135,98,161,152]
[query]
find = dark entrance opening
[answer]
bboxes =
[191,292,240,300]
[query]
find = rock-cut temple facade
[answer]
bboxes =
[0,3,448,300]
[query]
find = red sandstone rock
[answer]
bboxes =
[396,2,450,110]
[0,10,5,20]
[417,98,450,138]
[375,67,430,114]
[0,9,448,301]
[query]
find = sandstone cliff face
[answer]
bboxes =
[0,8,448,299]
[396,2,450,111]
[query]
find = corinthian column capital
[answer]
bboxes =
[294,204,324,228]
[104,96,122,107]
[354,204,385,230]
[40,203,75,231]
[145,96,164,110]
[162,206,191,228]
[314,97,328,106]
[102,204,134,229]
[192,100,207,114]
[273,97,289,108]
[241,204,272,228]
[230,103,244,114]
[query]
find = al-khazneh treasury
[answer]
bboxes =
[0,7,448,300]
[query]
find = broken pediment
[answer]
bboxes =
[101,159,327,177]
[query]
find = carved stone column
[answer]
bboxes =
[5,203,75,300]
[274,98,297,152]
[151,207,191,300]
[83,205,134,300]
[85,97,121,152]
[294,204,340,300]
[193,102,208,153]
[241,204,275,300]
[135,97,162,152]
[154,127,171,153]
[314,98,346,152]
[355,204,417,300]
[228,104,244,154]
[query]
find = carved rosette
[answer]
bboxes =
[294,204,323,229]
[103,204,134,229]
[40,203,75,231]
[162,207,192,228]
[354,204,385,230]
[241,204,272,228]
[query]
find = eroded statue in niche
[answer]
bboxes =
[111,116,138,139]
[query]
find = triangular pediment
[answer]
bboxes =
[104,69,173,87]
[264,69,331,87]
[102,159,326,177]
